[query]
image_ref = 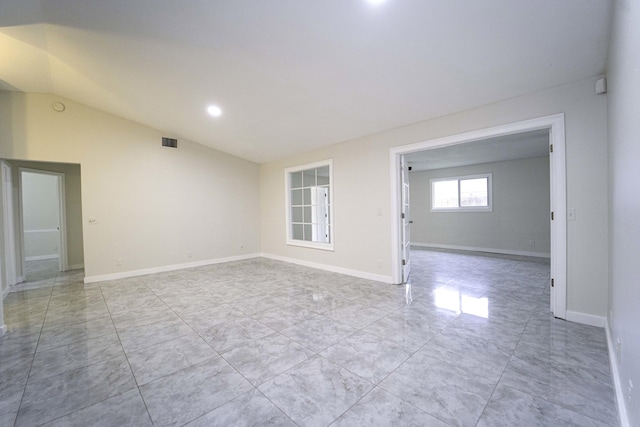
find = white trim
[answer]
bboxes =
[24,228,59,233]
[0,324,6,336]
[83,253,261,283]
[261,253,393,284]
[390,113,567,317]
[284,159,334,251]
[565,310,606,328]
[605,318,630,427]
[25,254,59,261]
[1,161,18,291]
[411,242,550,259]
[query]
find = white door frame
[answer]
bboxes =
[389,114,567,319]
[18,168,69,273]
[1,161,18,294]
[400,156,411,283]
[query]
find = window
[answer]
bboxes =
[431,173,492,212]
[285,160,333,250]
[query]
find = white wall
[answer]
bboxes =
[606,0,640,425]
[0,92,261,281]
[21,172,60,259]
[261,77,608,318]
[410,157,550,257]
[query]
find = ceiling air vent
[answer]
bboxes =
[162,137,178,148]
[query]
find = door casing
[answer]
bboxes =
[18,168,68,275]
[389,114,567,319]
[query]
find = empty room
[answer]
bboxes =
[1,1,638,426]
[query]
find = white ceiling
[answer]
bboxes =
[406,129,550,172]
[0,0,611,163]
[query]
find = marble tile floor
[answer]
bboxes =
[0,249,618,426]
[9,259,83,293]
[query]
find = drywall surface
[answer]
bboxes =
[261,77,608,317]
[0,92,261,278]
[410,157,550,256]
[607,0,640,425]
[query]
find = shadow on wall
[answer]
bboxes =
[0,90,30,159]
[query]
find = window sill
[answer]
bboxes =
[286,240,335,251]
[430,207,493,213]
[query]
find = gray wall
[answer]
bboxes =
[409,156,550,256]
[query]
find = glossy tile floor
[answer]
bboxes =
[18,259,60,288]
[1,249,618,426]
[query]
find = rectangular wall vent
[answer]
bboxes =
[162,137,178,148]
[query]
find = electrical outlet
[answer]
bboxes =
[528,240,535,247]
[568,208,576,221]
[116,258,122,266]
[376,208,382,216]
[187,250,193,258]
[239,245,244,251]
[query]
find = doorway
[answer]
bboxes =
[390,114,567,319]
[19,169,67,282]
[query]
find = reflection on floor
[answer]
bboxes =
[0,249,618,426]
[24,258,59,282]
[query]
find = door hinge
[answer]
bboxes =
[551,278,554,287]
[551,211,554,220]
[401,213,405,219]
[402,259,406,266]
[550,144,554,153]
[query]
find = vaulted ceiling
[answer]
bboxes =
[0,0,611,163]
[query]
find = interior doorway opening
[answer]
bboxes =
[390,114,566,319]
[19,169,67,282]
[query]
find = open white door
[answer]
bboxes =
[1,161,18,291]
[401,156,411,283]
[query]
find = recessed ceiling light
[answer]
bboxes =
[367,0,385,5]
[207,105,222,117]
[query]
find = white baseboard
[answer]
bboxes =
[605,318,629,427]
[0,324,6,336]
[68,263,84,271]
[83,253,261,283]
[260,253,393,284]
[565,310,606,327]
[412,242,550,259]
[25,254,59,261]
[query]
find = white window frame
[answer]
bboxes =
[284,159,334,251]
[430,173,492,212]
